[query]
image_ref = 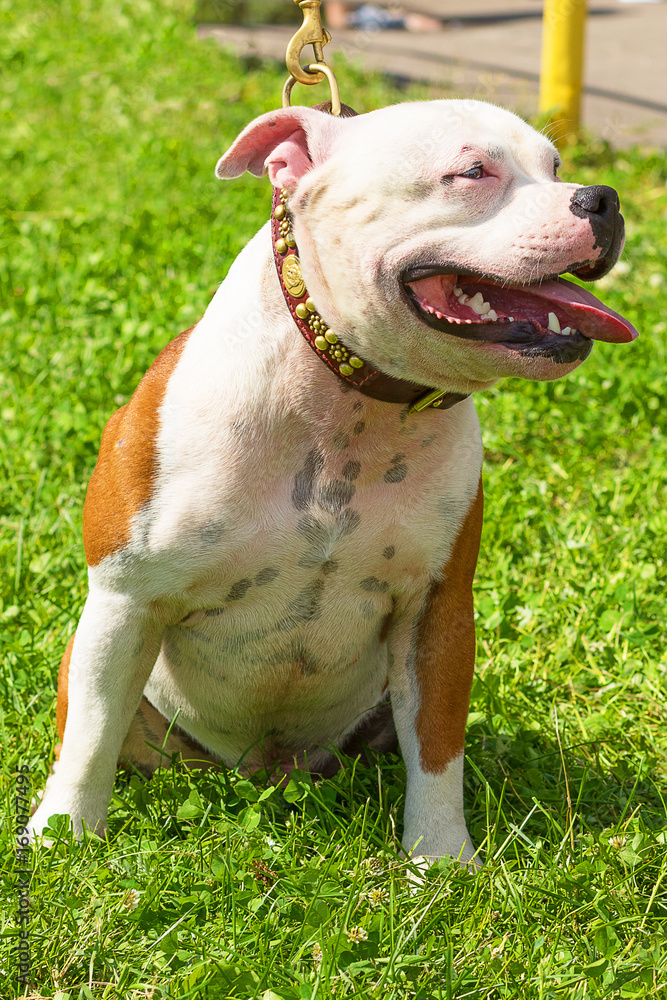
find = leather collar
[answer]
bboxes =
[271,185,469,414]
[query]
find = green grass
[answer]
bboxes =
[1,1,667,997]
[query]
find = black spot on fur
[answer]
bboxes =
[342,460,361,481]
[299,652,320,677]
[139,715,161,744]
[384,464,408,484]
[318,480,356,513]
[322,560,338,574]
[399,405,410,423]
[333,432,350,450]
[390,452,405,464]
[255,566,279,586]
[199,520,225,544]
[276,579,325,630]
[226,578,252,601]
[353,401,364,412]
[296,514,327,541]
[218,626,270,654]
[438,497,467,522]
[382,545,395,559]
[337,509,361,535]
[292,449,324,511]
[421,434,436,448]
[353,421,366,436]
[205,607,225,618]
[297,510,360,568]
[360,576,389,593]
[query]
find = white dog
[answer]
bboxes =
[30,100,636,864]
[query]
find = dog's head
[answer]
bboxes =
[217,100,637,395]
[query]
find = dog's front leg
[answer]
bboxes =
[388,482,483,866]
[29,585,165,839]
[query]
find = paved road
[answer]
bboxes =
[198,0,667,147]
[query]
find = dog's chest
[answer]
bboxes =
[128,335,482,761]
[141,397,477,761]
[152,393,479,635]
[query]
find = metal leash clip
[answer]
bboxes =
[283,0,341,115]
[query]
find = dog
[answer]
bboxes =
[29,99,637,864]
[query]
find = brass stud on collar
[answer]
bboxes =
[282,255,307,299]
[274,195,372,384]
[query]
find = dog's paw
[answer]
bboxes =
[28,796,108,844]
[404,845,481,889]
[402,827,481,876]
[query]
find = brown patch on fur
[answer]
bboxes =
[83,327,195,566]
[414,478,483,773]
[119,697,219,776]
[54,633,75,759]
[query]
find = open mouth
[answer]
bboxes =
[403,269,638,362]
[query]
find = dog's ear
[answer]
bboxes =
[215,107,343,192]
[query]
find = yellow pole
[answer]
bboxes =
[539,0,587,145]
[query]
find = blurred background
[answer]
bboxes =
[197,0,667,147]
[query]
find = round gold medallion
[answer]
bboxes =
[282,255,306,299]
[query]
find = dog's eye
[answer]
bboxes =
[554,159,561,177]
[441,163,486,185]
[459,164,485,180]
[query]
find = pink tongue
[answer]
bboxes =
[519,277,638,343]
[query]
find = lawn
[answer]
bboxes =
[1,1,666,997]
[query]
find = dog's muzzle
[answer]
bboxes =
[569,185,625,281]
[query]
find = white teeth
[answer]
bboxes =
[435,310,443,319]
[453,285,492,317]
[468,292,484,313]
[486,309,498,321]
[548,312,561,334]
[508,317,514,322]
[561,326,572,336]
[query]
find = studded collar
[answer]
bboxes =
[270,185,469,414]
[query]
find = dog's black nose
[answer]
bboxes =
[570,184,620,221]
[568,184,624,281]
[570,184,621,229]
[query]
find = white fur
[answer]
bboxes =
[30,100,603,858]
